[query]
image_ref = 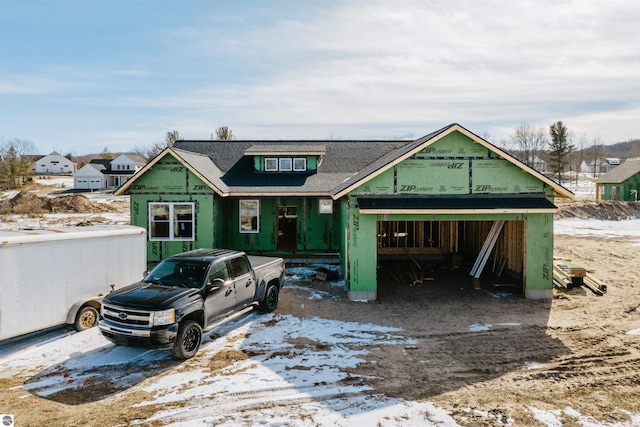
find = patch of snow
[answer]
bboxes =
[529,407,640,427]
[554,219,640,238]
[0,212,130,230]
[469,323,520,332]
[626,329,640,335]
[33,176,74,187]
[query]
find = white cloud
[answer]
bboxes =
[3,0,638,152]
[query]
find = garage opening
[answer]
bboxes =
[377,220,525,297]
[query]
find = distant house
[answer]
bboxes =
[531,156,548,173]
[596,158,640,201]
[34,152,77,174]
[581,158,620,175]
[73,154,146,190]
[74,163,106,190]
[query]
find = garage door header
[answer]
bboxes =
[357,194,557,214]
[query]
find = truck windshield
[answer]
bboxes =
[145,259,209,288]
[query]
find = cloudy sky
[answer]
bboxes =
[1,0,638,155]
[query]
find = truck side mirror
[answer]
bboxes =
[207,278,225,292]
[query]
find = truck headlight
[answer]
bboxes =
[152,309,175,326]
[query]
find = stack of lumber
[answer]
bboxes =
[553,258,607,296]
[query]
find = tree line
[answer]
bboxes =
[501,121,623,182]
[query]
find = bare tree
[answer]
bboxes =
[589,135,605,178]
[133,130,183,160]
[214,126,236,141]
[165,130,182,146]
[510,122,547,167]
[573,133,589,185]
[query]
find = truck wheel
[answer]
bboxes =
[259,284,280,313]
[172,320,202,359]
[74,306,99,331]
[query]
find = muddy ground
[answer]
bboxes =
[278,229,640,426]
[0,186,639,426]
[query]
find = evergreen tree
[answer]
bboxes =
[0,138,36,189]
[548,121,574,182]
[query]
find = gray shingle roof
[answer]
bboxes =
[596,158,640,183]
[172,139,413,194]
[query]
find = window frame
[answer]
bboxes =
[239,199,260,233]
[148,202,195,241]
[264,157,278,172]
[278,157,292,171]
[293,157,307,171]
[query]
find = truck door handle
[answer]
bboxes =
[245,279,252,287]
[225,288,233,297]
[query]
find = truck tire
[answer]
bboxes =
[259,283,280,313]
[74,306,99,331]
[172,320,202,359]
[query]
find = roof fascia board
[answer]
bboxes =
[227,191,331,197]
[358,208,557,214]
[245,150,327,156]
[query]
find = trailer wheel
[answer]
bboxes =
[74,306,99,331]
[259,283,280,313]
[172,320,202,359]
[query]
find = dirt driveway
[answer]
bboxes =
[280,231,640,426]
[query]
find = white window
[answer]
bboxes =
[279,158,292,171]
[149,202,195,241]
[265,158,278,172]
[318,199,333,214]
[239,200,259,233]
[293,158,307,171]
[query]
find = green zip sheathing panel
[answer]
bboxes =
[128,154,217,269]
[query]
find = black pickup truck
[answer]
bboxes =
[99,248,285,359]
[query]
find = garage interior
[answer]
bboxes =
[376,219,526,297]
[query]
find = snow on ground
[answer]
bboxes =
[554,218,640,242]
[528,407,640,427]
[3,249,639,426]
[0,312,466,426]
[559,174,599,200]
[0,212,130,230]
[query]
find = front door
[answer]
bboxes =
[277,205,297,252]
[204,261,235,325]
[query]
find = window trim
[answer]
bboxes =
[148,202,195,241]
[279,158,292,171]
[293,157,307,171]
[239,199,260,233]
[265,157,278,172]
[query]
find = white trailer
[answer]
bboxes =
[0,225,147,341]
